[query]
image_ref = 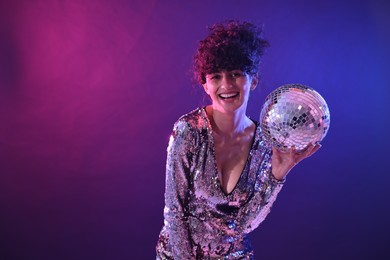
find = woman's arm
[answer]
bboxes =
[163,120,196,259]
[238,143,321,233]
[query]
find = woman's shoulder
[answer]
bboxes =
[173,107,208,134]
[168,108,207,153]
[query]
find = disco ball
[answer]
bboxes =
[259,84,330,152]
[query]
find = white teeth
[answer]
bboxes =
[219,93,239,98]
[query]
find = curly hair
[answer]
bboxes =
[193,20,269,84]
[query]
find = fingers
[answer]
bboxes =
[273,145,298,167]
[271,143,322,172]
[302,143,315,156]
[289,145,296,157]
[297,143,321,160]
[307,143,322,157]
[272,143,321,159]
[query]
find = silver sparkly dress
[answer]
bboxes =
[156,107,284,259]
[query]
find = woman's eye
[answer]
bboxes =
[210,75,221,80]
[231,72,243,77]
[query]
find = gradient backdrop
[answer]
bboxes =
[1,0,389,259]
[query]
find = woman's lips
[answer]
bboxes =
[218,92,239,99]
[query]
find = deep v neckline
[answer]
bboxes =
[202,107,258,196]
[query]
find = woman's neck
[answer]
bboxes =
[206,105,252,138]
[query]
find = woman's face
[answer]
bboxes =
[202,70,257,114]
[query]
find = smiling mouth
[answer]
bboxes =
[218,92,239,100]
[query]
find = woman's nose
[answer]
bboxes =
[221,74,234,88]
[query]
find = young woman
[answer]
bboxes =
[156,20,320,259]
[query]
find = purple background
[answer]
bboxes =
[1,0,389,259]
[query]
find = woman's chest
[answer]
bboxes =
[214,139,252,194]
[191,143,256,205]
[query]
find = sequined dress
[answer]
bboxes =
[156,107,285,259]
